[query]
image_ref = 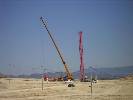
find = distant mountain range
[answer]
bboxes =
[84,66,133,79]
[0,72,7,78]
[1,66,133,80]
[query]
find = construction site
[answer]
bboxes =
[1,0,133,100]
[0,76,133,100]
[0,17,133,100]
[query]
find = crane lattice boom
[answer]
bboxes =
[40,17,73,80]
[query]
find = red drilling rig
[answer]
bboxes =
[79,31,85,81]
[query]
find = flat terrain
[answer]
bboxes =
[0,78,133,100]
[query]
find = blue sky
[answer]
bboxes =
[0,0,133,75]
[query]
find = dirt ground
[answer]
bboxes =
[0,78,133,100]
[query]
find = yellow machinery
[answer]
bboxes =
[40,17,73,81]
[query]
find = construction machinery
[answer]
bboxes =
[40,17,73,82]
[79,31,85,81]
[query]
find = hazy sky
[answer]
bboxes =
[0,0,133,75]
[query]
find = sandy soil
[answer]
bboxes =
[0,78,133,100]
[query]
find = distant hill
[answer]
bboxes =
[71,66,133,80]
[83,66,133,80]
[0,72,7,78]
[2,66,133,80]
[16,66,133,80]
[120,74,133,80]
[17,72,66,79]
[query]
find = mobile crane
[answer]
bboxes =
[40,17,74,86]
